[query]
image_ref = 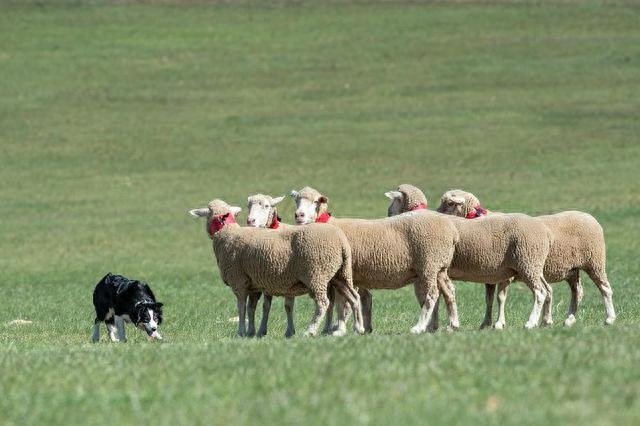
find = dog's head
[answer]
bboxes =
[134,302,164,340]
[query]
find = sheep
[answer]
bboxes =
[437,189,490,219]
[189,199,365,337]
[290,186,461,334]
[244,193,296,338]
[384,184,556,329]
[436,188,615,328]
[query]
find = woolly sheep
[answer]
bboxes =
[290,186,461,334]
[189,199,365,337]
[245,193,296,338]
[385,184,556,329]
[437,188,616,328]
[246,193,347,335]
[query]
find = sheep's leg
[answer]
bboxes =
[360,289,373,334]
[331,280,364,335]
[304,290,330,337]
[437,271,459,331]
[586,268,616,325]
[257,293,272,338]
[480,283,496,329]
[494,282,510,330]
[284,297,295,338]
[236,292,248,337]
[523,274,548,329]
[426,296,440,332]
[541,277,554,326]
[331,290,348,336]
[322,285,337,335]
[564,270,581,327]
[414,284,438,332]
[411,276,439,334]
[246,291,261,338]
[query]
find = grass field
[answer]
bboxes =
[1,0,639,424]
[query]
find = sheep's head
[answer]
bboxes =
[246,194,285,228]
[385,184,428,216]
[189,199,242,238]
[437,189,481,217]
[290,186,328,225]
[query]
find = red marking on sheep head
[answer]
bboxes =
[465,206,488,219]
[209,213,237,236]
[411,203,427,211]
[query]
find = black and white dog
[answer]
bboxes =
[92,273,164,342]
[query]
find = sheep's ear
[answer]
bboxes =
[318,196,328,204]
[189,208,210,218]
[385,190,402,200]
[289,190,299,198]
[272,195,285,205]
[229,206,242,217]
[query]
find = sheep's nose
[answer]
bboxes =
[247,217,255,226]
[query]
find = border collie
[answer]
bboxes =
[91,272,164,342]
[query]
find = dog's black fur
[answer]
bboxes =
[92,272,164,342]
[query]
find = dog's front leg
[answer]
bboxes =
[115,316,127,342]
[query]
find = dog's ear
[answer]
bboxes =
[154,302,164,309]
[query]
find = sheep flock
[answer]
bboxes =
[189,185,616,337]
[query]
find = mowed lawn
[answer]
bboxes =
[1,1,639,424]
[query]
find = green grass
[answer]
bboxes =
[1,1,639,424]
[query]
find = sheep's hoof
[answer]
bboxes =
[564,315,576,327]
[605,317,616,326]
[354,325,366,335]
[410,325,425,334]
[524,322,537,329]
[284,329,295,338]
[542,319,553,327]
[332,328,347,337]
[303,329,317,337]
[494,322,504,330]
[446,324,459,332]
[479,321,492,330]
